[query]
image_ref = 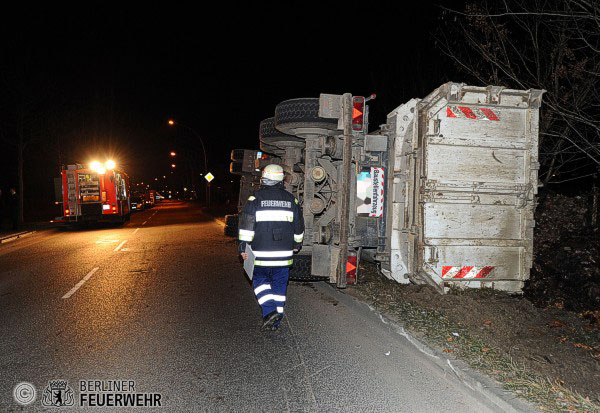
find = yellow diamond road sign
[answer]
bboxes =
[205,172,214,182]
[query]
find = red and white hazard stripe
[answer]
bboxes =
[446,105,499,121]
[442,266,494,279]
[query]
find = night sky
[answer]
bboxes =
[0,2,463,214]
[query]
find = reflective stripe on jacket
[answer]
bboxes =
[238,182,304,267]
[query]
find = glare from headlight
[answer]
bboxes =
[105,160,116,169]
[90,161,101,172]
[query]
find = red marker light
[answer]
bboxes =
[352,96,365,132]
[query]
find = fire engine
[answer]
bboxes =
[147,189,156,207]
[55,161,131,225]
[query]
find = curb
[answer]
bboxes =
[313,282,538,413]
[0,230,36,244]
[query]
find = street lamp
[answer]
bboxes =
[170,151,176,157]
[167,118,210,206]
[171,164,176,168]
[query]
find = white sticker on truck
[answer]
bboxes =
[370,167,384,218]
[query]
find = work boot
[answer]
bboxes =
[262,312,282,330]
[271,316,283,331]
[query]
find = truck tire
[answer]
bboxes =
[274,98,338,136]
[259,117,302,145]
[224,214,238,227]
[224,214,239,237]
[224,225,238,237]
[259,142,284,156]
[289,254,329,282]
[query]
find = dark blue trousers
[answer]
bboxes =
[252,267,289,319]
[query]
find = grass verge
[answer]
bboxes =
[348,265,600,413]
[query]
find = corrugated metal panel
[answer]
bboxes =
[387,82,543,293]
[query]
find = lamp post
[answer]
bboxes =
[168,119,210,206]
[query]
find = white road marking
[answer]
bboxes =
[142,221,147,225]
[114,240,128,252]
[95,239,119,244]
[133,228,140,234]
[62,267,99,299]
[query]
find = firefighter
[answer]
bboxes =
[238,164,304,330]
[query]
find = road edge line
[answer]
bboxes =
[0,231,36,244]
[198,209,226,227]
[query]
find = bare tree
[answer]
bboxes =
[435,0,600,185]
[0,41,53,223]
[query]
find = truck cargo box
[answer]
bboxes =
[384,83,544,293]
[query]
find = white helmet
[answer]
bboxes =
[262,164,284,182]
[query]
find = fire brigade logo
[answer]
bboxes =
[41,380,75,407]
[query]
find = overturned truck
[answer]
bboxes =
[229,82,544,293]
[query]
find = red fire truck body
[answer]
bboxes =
[148,189,156,206]
[57,164,131,224]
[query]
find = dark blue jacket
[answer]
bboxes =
[238,183,304,267]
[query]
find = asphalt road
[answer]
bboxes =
[0,201,501,412]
